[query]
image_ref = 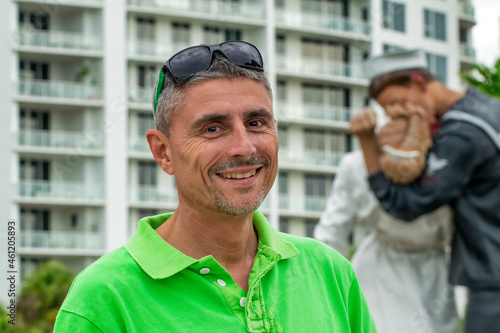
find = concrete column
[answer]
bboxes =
[103,0,128,252]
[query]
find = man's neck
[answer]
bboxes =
[155,207,258,292]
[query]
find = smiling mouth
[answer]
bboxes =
[217,168,260,179]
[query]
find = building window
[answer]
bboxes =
[19,11,49,30]
[302,39,346,63]
[305,174,332,211]
[20,208,50,231]
[277,81,286,102]
[138,65,156,88]
[203,26,241,44]
[136,17,155,40]
[276,35,286,55]
[19,60,49,80]
[278,125,288,148]
[382,1,405,32]
[20,110,50,130]
[137,113,155,137]
[172,22,190,44]
[278,172,288,194]
[275,0,285,9]
[304,129,348,157]
[302,0,343,16]
[305,219,318,238]
[279,217,289,233]
[426,53,447,84]
[20,159,50,181]
[138,161,157,186]
[424,9,446,41]
[138,209,158,219]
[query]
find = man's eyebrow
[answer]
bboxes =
[190,114,230,130]
[244,109,274,121]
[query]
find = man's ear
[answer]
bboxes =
[146,129,174,175]
[409,72,428,92]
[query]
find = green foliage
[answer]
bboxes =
[15,260,75,332]
[460,58,500,99]
[0,306,17,333]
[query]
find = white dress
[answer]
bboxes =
[314,151,458,333]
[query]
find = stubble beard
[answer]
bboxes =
[209,155,271,217]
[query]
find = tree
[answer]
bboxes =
[460,58,500,99]
[16,260,75,332]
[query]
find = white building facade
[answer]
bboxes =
[0,0,475,305]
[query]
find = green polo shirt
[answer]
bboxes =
[55,211,376,332]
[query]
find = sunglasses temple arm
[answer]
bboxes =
[153,70,165,115]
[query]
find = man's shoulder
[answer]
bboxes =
[68,246,139,294]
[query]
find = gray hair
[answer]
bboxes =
[153,53,273,137]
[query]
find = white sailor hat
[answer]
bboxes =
[365,49,428,80]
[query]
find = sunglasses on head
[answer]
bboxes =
[153,41,264,115]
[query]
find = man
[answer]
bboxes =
[54,41,376,332]
[315,150,457,333]
[350,49,500,332]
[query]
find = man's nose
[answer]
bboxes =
[226,125,257,158]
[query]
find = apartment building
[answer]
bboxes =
[0,0,475,304]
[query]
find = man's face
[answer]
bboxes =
[166,78,278,217]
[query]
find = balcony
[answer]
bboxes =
[128,40,189,60]
[15,129,104,153]
[13,29,102,54]
[129,185,178,206]
[276,102,352,125]
[14,180,105,202]
[460,44,476,62]
[276,9,371,38]
[276,56,366,83]
[129,137,151,153]
[20,230,104,251]
[15,79,102,104]
[128,86,153,106]
[279,148,343,169]
[127,0,265,21]
[279,194,327,213]
[15,0,103,7]
[458,2,475,26]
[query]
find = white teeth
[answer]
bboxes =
[220,170,256,179]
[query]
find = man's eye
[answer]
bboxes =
[248,120,263,127]
[206,126,219,132]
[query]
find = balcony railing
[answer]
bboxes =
[128,40,189,58]
[129,137,151,153]
[459,2,475,18]
[279,194,327,212]
[129,185,178,205]
[460,44,476,59]
[128,86,153,104]
[127,0,265,20]
[16,129,104,151]
[13,29,102,51]
[20,230,104,251]
[276,102,352,123]
[14,180,105,201]
[276,56,365,80]
[15,79,102,101]
[279,148,343,168]
[276,9,370,35]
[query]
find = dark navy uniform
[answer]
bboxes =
[368,89,500,332]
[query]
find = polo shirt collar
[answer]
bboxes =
[124,210,299,280]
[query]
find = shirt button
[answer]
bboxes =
[200,268,210,275]
[217,279,226,286]
[239,297,247,307]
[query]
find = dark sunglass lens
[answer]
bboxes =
[221,42,263,69]
[168,46,212,82]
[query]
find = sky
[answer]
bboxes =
[472,0,500,66]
